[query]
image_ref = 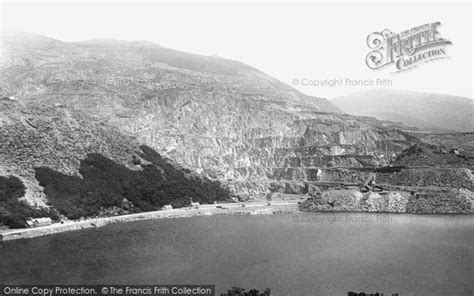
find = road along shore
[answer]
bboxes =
[0,201,299,241]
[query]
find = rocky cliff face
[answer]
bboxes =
[0,32,419,195]
[300,188,473,214]
[299,143,474,213]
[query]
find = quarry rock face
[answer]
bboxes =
[299,143,474,213]
[299,189,473,214]
[0,32,418,195]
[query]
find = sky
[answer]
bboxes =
[0,1,472,99]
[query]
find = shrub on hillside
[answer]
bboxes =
[0,175,50,228]
[35,146,231,219]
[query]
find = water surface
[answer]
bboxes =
[1,213,472,295]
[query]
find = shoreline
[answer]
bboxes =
[0,201,299,241]
[2,200,472,242]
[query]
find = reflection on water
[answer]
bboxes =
[1,213,473,295]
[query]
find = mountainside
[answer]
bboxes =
[0,32,341,112]
[0,32,421,196]
[0,100,230,228]
[332,89,474,133]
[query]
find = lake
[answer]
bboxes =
[0,213,473,295]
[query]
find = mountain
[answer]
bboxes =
[332,89,474,133]
[0,32,420,196]
[1,32,473,217]
[0,31,341,112]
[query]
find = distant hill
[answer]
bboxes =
[332,89,474,133]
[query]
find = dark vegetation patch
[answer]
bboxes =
[35,145,231,220]
[220,287,271,296]
[0,176,50,228]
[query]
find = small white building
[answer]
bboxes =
[162,205,173,210]
[26,217,52,228]
[190,202,200,209]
